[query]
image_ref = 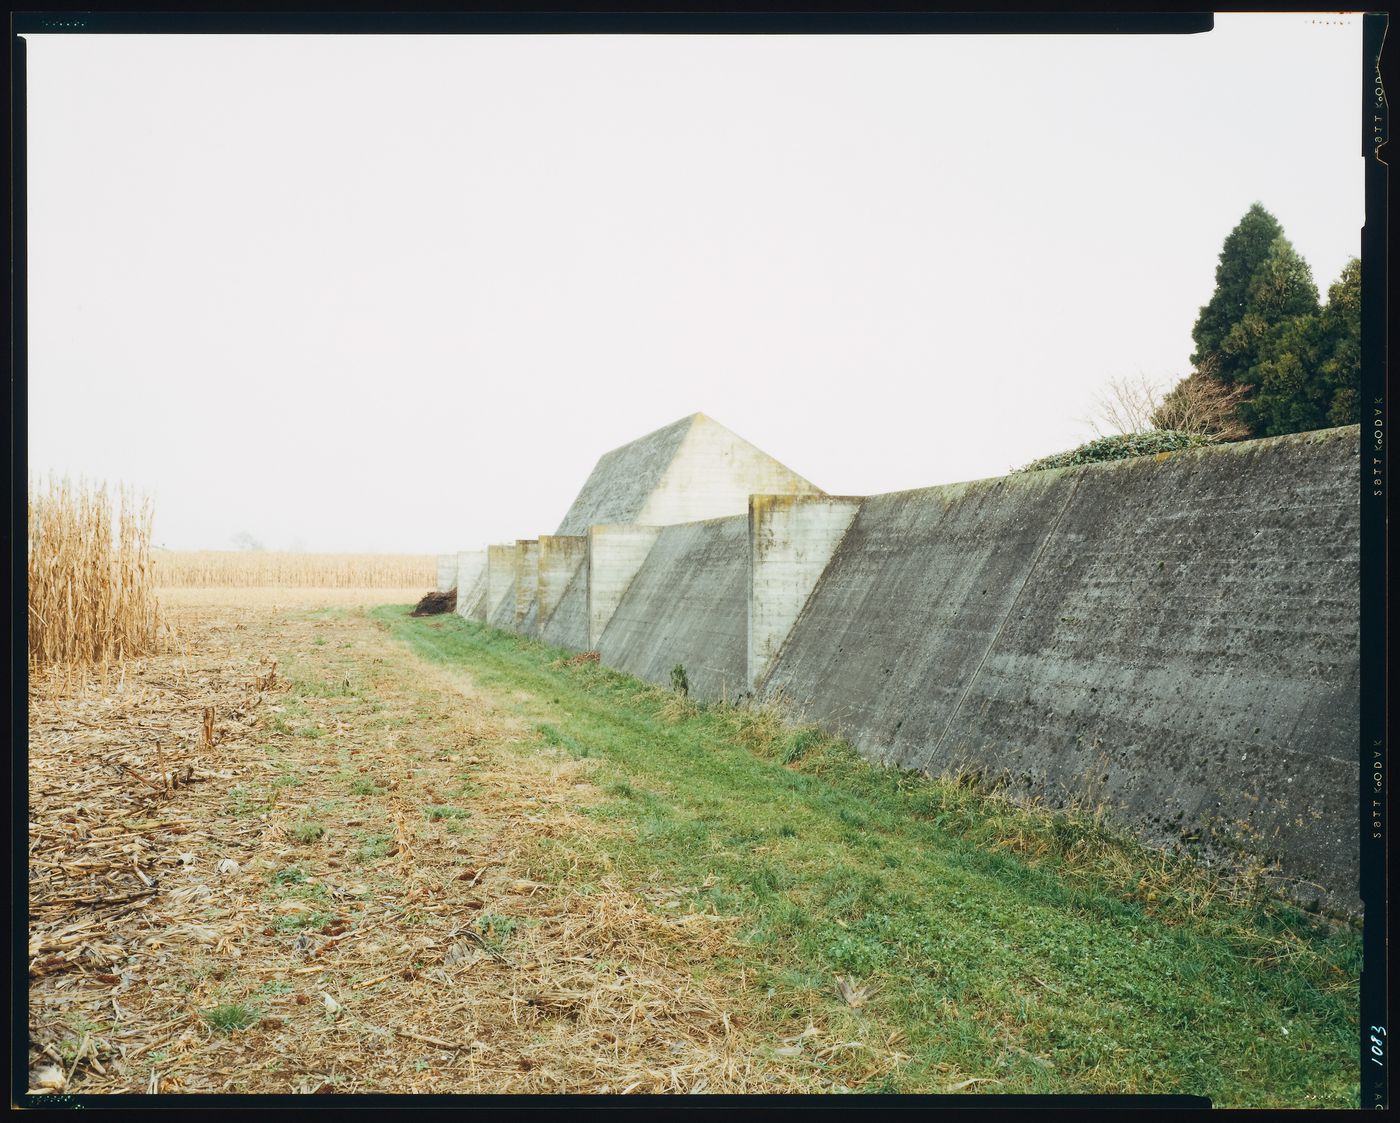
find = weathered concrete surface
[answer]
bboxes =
[515,541,540,633]
[537,536,588,631]
[435,554,458,594]
[748,494,862,692]
[518,597,539,639]
[486,544,518,630]
[761,427,1360,909]
[455,550,488,621]
[538,563,589,652]
[586,526,662,649]
[598,515,749,703]
[556,413,824,535]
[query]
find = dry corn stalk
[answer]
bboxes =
[151,550,437,588]
[28,477,162,672]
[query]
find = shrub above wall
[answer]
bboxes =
[1016,430,1220,473]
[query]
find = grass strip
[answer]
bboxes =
[374,606,1359,1106]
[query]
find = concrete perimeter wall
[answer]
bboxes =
[469,426,1359,909]
[597,515,750,702]
[761,427,1359,909]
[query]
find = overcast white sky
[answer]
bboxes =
[24,14,1365,553]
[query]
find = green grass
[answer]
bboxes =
[372,606,1361,1107]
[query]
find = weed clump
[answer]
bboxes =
[289,821,326,844]
[201,1003,258,1033]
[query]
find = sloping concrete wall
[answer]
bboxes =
[435,554,457,593]
[761,427,1360,909]
[538,563,589,652]
[455,550,488,621]
[597,515,749,703]
[556,413,824,535]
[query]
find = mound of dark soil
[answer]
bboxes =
[411,588,457,616]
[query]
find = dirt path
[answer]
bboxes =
[27,595,813,1095]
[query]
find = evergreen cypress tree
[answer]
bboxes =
[1318,257,1361,426]
[1227,256,1358,436]
[1190,203,1289,383]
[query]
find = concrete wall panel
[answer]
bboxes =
[748,495,862,692]
[455,550,488,621]
[586,526,662,649]
[538,563,590,651]
[597,515,749,702]
[435,554,458,594]
[486,544,518,630]
[514,540,540,632]
[537,536,588,630]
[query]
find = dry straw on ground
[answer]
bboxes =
[28,595,860,1096]
[28,478,164,675]
[153,551,437,589]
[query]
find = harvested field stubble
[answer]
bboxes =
[26,594,831,1096]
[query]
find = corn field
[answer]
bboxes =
[152,551,437,588]
[28,478,163,670]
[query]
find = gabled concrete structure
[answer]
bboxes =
[518,413,827,644]
[555,413,824,536]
